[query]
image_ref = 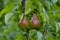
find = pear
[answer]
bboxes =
[19,17,28,29]
[30,14,40,29]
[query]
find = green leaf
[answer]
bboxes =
[15,32,27,40]
[46,32,54,40]
[5,12,13,25]
[15,33,23,40]
[25,0,32,15]
[37,31,42,40]
[51,0,57,4]
[0,3,14,17]
[56,13,60,22]
[32,0,41,7]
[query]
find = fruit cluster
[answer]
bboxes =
[19,13,40,29]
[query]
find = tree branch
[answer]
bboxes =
[26,29,30,40]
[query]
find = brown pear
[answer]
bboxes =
[19,17,28,29]
[30,14,40,28]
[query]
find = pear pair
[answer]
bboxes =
[19,14,40,29]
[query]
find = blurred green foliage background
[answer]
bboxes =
[0,0,60,40]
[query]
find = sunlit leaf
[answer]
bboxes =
[0,3,14,17]
[5,12,13,25]
[37,31,43,40]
